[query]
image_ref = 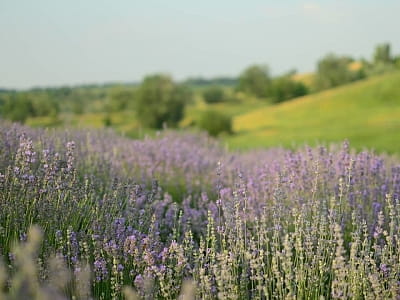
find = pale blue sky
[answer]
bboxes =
[1,0,399,89]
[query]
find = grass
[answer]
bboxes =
[20,70,400,154]
[227,71,400,153]
[182,91,267,127]
[24,86,266,140]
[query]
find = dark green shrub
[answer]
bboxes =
[1,95,35,123]
[72,99,84,114]
[109,88,135,111]
[270,76,308,103]
[395,56,400,69]
[135,74,192,129]
[32,97,59,118]
[314,54,364,90]
[373,43,393,65]
[103,114,112,127]
[202,86,225,103]
[197,110,232,136]
[236,65,271,98]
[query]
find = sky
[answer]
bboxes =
[1,0,399,89]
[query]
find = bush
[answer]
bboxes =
[270,76,308,103]
[373,43,392,65]
[314,54,364,90]
[32,97,60,118]
[197,110,232,136]
[395,55,400,69]
[364,61,396,77]
[0,93,60,124]
[72,99,84,114]
[202,86,225,103]
[109,87,135,111]
[1,94,35,123]
[236,65,271,98]
[135,74,192,129]
[103,114,112,127]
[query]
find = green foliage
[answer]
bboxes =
[373,43,392,64]
[135,74,192,129]
[197,110,232,136]
[365,62,396,77]
[270,74,308,103]
[47,86,73,98]
[32,97,60,118]
[184,76,237,87]
[72,99,84,114]
[228,71,400,153]
[395,55,400,69]
[361,43,398,76]
[1,94,35,123]
[0,95,6,111]
[109,87,135,111]
[202,86,225,103]
[0,93,59,124]
[237,65,271,98]
[315,54,364,90]
[103,114,112,127]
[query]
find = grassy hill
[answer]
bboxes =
[181,91,267,127]
[226,71,400,153]
[8,70,400,153]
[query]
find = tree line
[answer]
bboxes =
[0,43,399,136]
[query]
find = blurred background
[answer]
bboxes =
[1,0,400,153]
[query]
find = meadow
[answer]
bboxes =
[1,121,400,299]
[228,71,400,153]
[16,70,400,156]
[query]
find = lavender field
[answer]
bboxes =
[0,121,400,299]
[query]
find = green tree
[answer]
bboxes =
[395,55,400,69]
[202,86,225,103]
[374,43,392,65]
[72,99,84,115]
[109,88,135,111]
[135,74,191,129]
[270,74,308,103]
[1,94,35,123]
[315,54,363,90]
[197,110,232,136]
[0,95,6,108]
[237,65,271,98]
[32,97,59,118]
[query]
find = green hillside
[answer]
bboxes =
[227,71,400,153]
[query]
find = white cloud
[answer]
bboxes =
[301,2,350,24]
[302,2,322,14]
